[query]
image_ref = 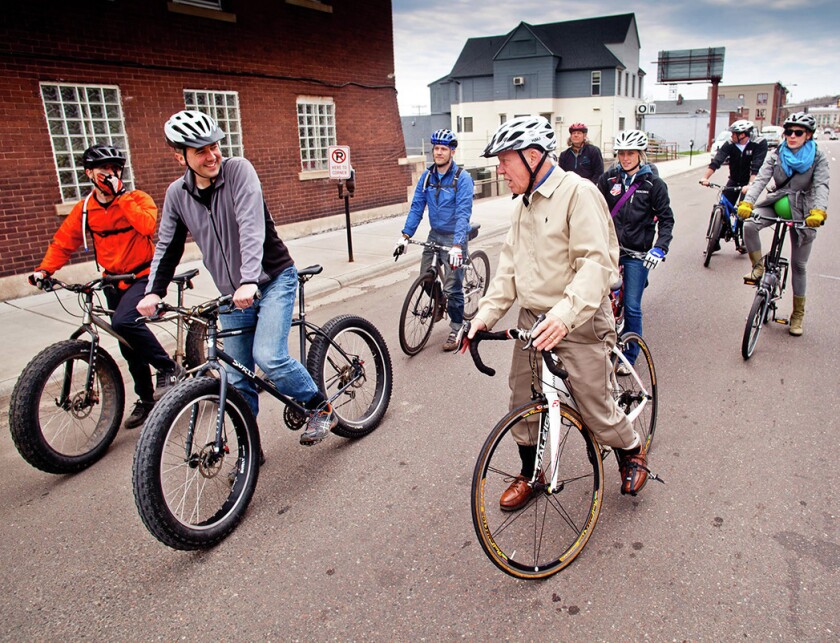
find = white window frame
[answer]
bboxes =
[296,96,336,175]
[591,71,601,97]
[183,89,243,158]
[173,0,222,9]
[40,82,134,204]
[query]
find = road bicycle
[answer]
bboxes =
[132,264,393,550]
[466,316,660,579]
[741,214,807,360]
[701,182,746,268]
[396,225,490,356]
[9,269,203,474]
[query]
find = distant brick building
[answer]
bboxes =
[0,0,410,283]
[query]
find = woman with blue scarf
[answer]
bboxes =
[737,112,830,336]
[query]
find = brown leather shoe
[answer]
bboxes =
[617,444,648,496]
[500,474,540,511]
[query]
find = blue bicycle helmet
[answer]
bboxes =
[430,129,458,149]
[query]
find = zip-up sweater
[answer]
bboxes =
[147,157,293,297]
[709,138,768,186]
[402,161,473,246]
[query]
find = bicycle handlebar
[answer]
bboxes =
[751,213,809,228]
[466,322,568,380]
[700,181,748,191]
[38,273,136,293]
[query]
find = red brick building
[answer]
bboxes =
[0,0,410,283]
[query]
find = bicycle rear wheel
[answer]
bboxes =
[612,333,657,452]
[398,273,439,356]
[742,291,767,360]
[471,401,604,579]
[132,377,260,550]
[462,250,490,320]
[9,340,124,474]
[704,206,724,268]
[306,314,392,438]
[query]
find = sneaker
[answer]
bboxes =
[300,402,337,446]
[443,330,459,352]
[615,362,632,377]
[123,399,154,430]
[616,443,649,496]
[153,363,186,401]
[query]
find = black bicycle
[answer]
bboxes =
[132,265,393,550]
[9,270,202,474]
[396,224,490,355]
[701,182,746,267]
[741,214,807,359]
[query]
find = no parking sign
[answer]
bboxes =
[328,146,351,179]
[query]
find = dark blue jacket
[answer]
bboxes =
[558,144,604,183]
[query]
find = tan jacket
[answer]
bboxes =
[475,166,620,334]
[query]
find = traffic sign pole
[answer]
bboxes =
[328,146,354,262]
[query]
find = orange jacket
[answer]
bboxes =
[37,190,158,284]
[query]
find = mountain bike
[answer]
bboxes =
[9,269,203,474]
[466,316,660,579]
[741,214,807,360]
[701,182,746,268]
[396,224,490,356]
[132,264,393,550]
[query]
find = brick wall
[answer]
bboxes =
[0,0,410,278]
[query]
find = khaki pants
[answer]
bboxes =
[508,303,636,450]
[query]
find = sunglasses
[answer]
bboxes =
[784,128,807,137]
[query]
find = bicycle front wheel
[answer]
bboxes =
[132,377,260,550]
[704,206,724,268]
[9,340,124,474]
[463,250,490,320]
[398,273,439,356]
[307,315,392,438]
[612,333,657,452]
[471,401,604,580]
[742,291,767,360]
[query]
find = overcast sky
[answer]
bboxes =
[392,0,839,115]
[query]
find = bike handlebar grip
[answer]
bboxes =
[104,273,136,284]
[540,350,569,379]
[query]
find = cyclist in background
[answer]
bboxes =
[737,112,830,336]
[700,120,768,253]
[467,116,649,503]
[394,129,474,351]
[558,122,604,183]
[137,110,335,446]
[597,131,674,372]
[29,144,182,429]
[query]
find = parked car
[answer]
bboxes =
[761,126,784,148]
[824,128,838,140]
[710,130,731,155]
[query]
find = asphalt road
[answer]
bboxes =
[1,149,839,640]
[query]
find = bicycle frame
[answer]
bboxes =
[752,215,799,315]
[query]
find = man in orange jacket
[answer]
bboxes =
[30,144,182,428]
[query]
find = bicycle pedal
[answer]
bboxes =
[774,318,789,326]
[648,472,666,485]
[743,277,758,285]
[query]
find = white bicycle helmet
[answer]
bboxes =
[482,116,556,158]
[614,130,648,151]
[783,112,816,133]
[729,120,755,134]
[165,110,225,149]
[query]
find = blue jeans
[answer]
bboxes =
[619,256,649,364]
[420,229,466,330]
[220,266,319,417]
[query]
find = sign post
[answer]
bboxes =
[328,146,354,262]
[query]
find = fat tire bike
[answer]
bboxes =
[465,316,660,579]
[701,182,747,268]
[9,270,203,474]
[741,214,808,360]
[132,264,393,550]
[396,224,490,356]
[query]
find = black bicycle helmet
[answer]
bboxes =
[82,144,126,169]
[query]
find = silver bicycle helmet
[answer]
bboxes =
[482,116,556,157]
[614,130,648,151]
[783,112,816,133]
[164,110,225,149]
[729,120,755,134]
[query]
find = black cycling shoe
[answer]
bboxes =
[124,399,155,430]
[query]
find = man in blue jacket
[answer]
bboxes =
[394,129,474,351]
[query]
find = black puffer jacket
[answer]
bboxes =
[597,165,675,254]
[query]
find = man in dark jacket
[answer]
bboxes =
[700,119,768,253]
[558,122,604,183]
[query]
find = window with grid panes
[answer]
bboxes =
[296,98,336,172]
[183,90,243,157]
[40,83,134,203]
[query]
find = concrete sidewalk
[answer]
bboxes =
[0,154,707,401]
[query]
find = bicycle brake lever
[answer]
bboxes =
[521,314,546,350]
